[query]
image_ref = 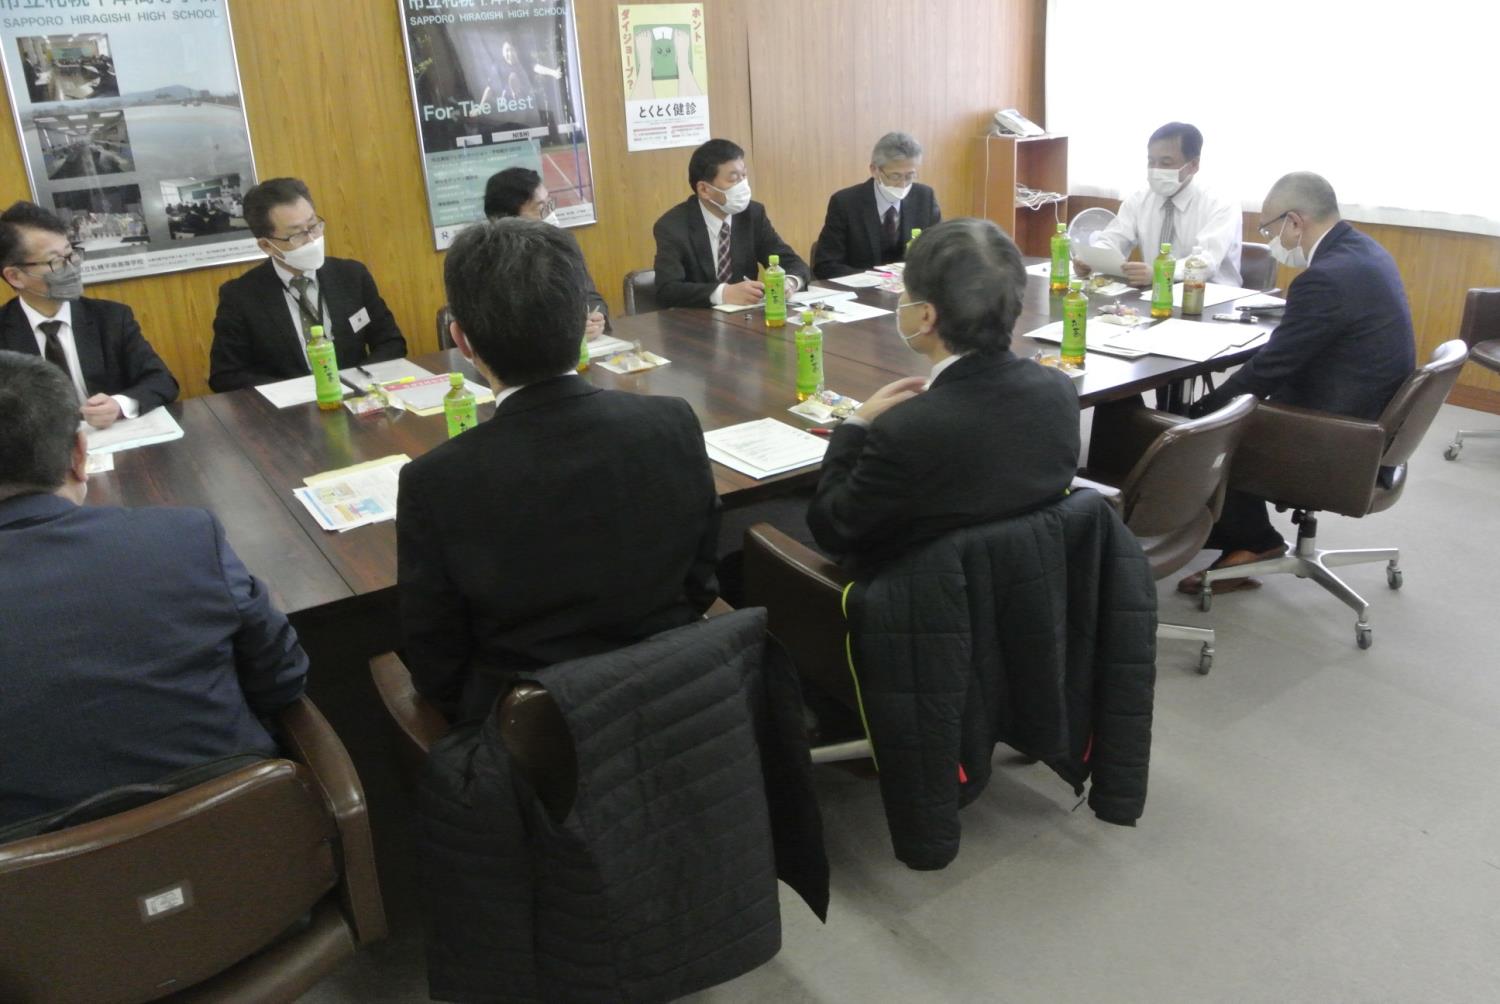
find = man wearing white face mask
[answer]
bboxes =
[1177,172,1416,594]
[0,201,177,428]
[807,219,1079,571]
[813,131,942,279]
[209,177,407,392]
[1079,122,1241,287]
[652,138,810,309]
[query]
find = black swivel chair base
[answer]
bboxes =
[1157,622,1215,674]
[1199,510,1402,650]
[1445,428,1499,461]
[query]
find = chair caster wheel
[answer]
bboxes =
[1199,590,1212,613]
[1386,566,1403,590]
[1196,644,1213,675]
[1444,443,1461,461]
[1356,624,1373,650]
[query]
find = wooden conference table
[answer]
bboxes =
[85,269,1275,638]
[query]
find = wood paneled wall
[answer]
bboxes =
[0,0,1042,398]
[1070,196,1500,410]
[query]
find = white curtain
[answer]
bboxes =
[1045,0,1500,235]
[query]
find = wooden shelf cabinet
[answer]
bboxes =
[971,134,1068,256]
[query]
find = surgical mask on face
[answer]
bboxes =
[878,181,913,202]
[894,299,928,349]
[707,178,751,215]
[1268,220,1308,269]
[42,261,84,301]
[1147,166,1184,198]
[276,234,326,273]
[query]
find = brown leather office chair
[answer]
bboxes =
[623,269,658,315]
[1080,393,1259,674]
[435,304,455,350]
[1201,340,1470,648]
[1444,287,1500,461]
[1239,241,1277,291]
[0,697,386,1004]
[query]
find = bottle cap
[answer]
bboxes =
[1057,223,1066,233]
[1069,280,1082,291]
[910,229,922,238]
[768,254,779,265]
[309,324,324,338]
[1160,243,1172,254]
[801,309,814,323]
[448,371,464,388]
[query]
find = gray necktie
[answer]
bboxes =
[289,275,319,339]
[1160,198,1177,251]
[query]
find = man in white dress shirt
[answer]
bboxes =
[1078,122,1242,287]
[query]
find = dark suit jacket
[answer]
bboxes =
[813,180,941,279]
[651,196,811,309]
[808,350,1081,570]
[0,295,178,412]
[1194,221,1415,421]
[209,256,407,392]
[0,494,308,826]
[397,376,721,720]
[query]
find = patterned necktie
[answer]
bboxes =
[38,319,70,375]
[1160,198,1177,251]
[716,217,732,283]
[289,275,318,338]
[884,205,899,253]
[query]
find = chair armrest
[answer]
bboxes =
[1085,398,1188,484]
[369,652,450,758]
[742,523,854,711]
[1229,401,1387,516]
[277,698,387,945]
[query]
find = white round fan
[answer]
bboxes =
[1067,206,1116,249]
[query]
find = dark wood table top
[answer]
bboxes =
[83,399,353,616]
[87,273,1274,615]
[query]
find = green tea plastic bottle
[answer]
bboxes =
[307,325,341,411]
[763,254,787,328]
[443,372,477,438]
[577,335,589,372]
[906,228,922,254]
[1151,242,1175,319]
[1050,223,1070,293]
[794,309,824,401]
[1061,280,1087,365]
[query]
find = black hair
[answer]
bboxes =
[483,167,542,219]
[242,177,313,238]
[1148,122,1203,161]
[902,218,1025,354]
[0,201,67,270]
[687,138,744,192]
[0,350,80,501]
[443,218,585,386]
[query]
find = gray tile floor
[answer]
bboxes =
[305,403,1500,1004]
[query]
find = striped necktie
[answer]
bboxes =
[1161,198,1177,251]
[716,217,732,283]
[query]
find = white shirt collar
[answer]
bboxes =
[1159,176,1201,212]
[698,199,727,241]
[1306,223,1337,267]
[493,369,578,408]
[925,352,964,388]
[873,178,901,217]
[17,296,72,333]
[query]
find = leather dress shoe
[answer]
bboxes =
[1177,545,1288,595]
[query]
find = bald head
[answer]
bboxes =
[1265,172,1340,223]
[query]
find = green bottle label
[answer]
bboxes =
[1152,252,1175,314]
[1061,290,1087,362]
[1050,228,1070,284]
[763,263,786,324]
[307,332,341,407]
[444,384,477,438]
[795,325,823,397]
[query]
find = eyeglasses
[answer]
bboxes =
[269,217,326,248]
[19,246,84,273]
[1257,211,1291,239]
[879,168,919,185]
[540,197,557,218]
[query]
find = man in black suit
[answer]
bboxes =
[209,177,406,391]
[651,138,810,309]
[1178,172,1417,593]
[0,201,177,428]
[0,350,308,826]
[808,218,1080,571]
[813,131,942,280]
[397,218,720,721]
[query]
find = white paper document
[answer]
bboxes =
[339,358,435,389]
[292,455,409,532]
[584,335,637,357]
[827,272,886,288]
[812,299,892,324]
[257,375,353,409]
[1139,282,1259,309]
[790,287,858,307]
[1073,240,1127,277]
[85,408,185,455]
[1124,318,1244,362]
[383,374,494,415]
[1024,320,1066,343]
[704,418,828,479]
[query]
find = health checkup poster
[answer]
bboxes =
[0,0,259,281]
[618,4,708,152]
[398,0,597,250]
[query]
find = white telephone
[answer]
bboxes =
[991,108,1044,137]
